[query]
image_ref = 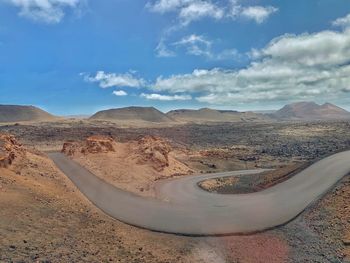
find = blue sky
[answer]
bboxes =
[1,0,350,115]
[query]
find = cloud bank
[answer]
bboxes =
[151,27,350,105]
[84,13,350,107]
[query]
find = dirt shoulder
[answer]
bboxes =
[198,162,306,194]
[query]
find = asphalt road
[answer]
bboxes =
[48,151,350,235]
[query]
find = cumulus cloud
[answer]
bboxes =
[150,28,350,105]
[332,13,350,28]
[240,6,278,24]
[257,30,350,67]
[4,0,82,23]
[86,13,350,106]
[83,71,146,88]
[113,90,128,96]
[147,0,278,27]
[140,93,192,101]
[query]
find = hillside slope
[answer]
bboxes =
[90,107,174,123]
[0,105,55,123]
[273,102,350,120]
[167,108,269,123]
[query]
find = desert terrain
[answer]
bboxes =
[0,112,349,262]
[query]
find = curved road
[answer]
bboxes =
[48,151,350,235]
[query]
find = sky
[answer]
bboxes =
[1,0,350,115]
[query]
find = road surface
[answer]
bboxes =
[48,151,350,235]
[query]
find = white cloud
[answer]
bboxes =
[140,93,192,101]
[147,0,278,27]
[155,39,176,57]
[173,34,212,56]
[84,71,146,88]
[178,1,224,26]
[146,0,185,13]
[147,0,224,27]
[332,13,350,28]
[150,27,350,105]
[258,30,350,67]
[113,90,128,96]
[240,6,278,24]
[215,48,241,60]
[158,34,242,60]
[4,0,82,24]
[148,1,278,58]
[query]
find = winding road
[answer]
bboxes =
[48,151,350,235]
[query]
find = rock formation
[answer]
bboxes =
[136,136,172,172]
[62,135,115,156]
[0,133,24,168]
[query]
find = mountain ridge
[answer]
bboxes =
[89,106,174,123]
[272,101,350,120]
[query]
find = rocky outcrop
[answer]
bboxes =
[0,134,24,168]
[137,136,172,172]
[62,141,80,156]
[84,135,115,154]
[62,135,175,172]
[62,135,115,156]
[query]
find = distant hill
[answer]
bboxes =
[166,108,269,123]
[90,107,174,123]
[272,102,350,120]
[0,105,56,123]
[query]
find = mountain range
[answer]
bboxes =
[0,102,349,123]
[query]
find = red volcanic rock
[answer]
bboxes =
[137,136,172,172]
[84,135,115,154]
[0,133,23,168]
[62,141,80,156]
[62,135,115,156]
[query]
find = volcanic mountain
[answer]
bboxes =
[90,107,174,123]
[272,102,350,120]
[0,105,56,123]
[166,108,269,123]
